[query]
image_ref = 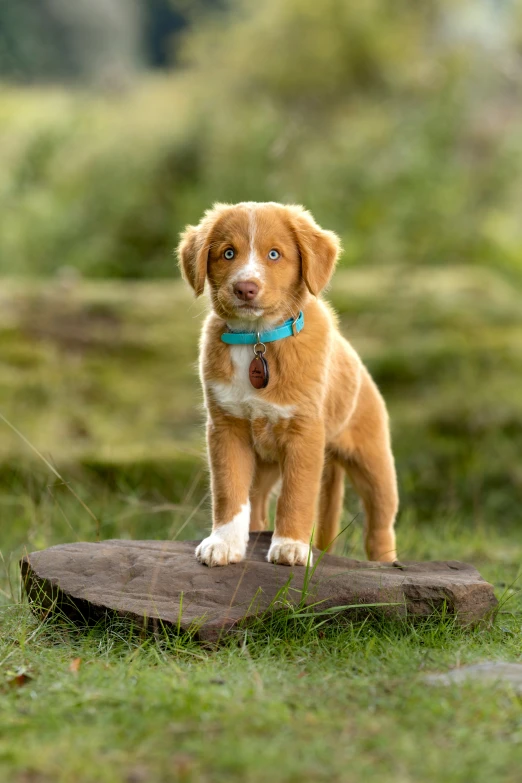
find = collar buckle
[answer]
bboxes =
[291,314,300,338]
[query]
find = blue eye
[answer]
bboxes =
[268,249,280,260]
[224,248,235,260]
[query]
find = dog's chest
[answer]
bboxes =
[208,345,294,424]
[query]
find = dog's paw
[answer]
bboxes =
[365,532,397,563]
[195,535,246,567]
[267,536,313,567]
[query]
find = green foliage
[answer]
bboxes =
[1,1,522,278]
[0,82,200,277]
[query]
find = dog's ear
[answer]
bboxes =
[177,204,231,296]
[177,223,208,297]
[289,207,341,296]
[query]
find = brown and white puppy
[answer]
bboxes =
[177,202,398,567]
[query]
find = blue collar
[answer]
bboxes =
[221,311,304,345]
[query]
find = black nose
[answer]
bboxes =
[234,280,259,301]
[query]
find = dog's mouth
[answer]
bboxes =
[234,302,264,317]
[215,289,270,320]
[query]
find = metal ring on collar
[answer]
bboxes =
[253,333,266,356]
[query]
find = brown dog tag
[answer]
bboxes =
[249,355,269,389]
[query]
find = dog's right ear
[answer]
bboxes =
[176,224,208,297]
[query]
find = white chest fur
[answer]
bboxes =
[208,345,295,423]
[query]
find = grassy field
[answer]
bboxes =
[1,268,521,782]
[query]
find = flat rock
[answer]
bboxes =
[425,662,522,692]
[20,532,497,642]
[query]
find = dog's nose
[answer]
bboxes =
[234,280,259,301]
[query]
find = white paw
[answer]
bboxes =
[195,502,250,567]
[195,535,247,567]
[267,536,313,567]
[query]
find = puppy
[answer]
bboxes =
[177,202,398,567]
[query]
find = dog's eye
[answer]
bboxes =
[268,249,280,261]
[223,248,235,260]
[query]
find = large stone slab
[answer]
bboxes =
[20,532,497,642]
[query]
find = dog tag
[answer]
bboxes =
[249,355,269,389]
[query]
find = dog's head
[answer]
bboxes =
[177,202,341,323]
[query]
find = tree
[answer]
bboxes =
[0,0,142,84]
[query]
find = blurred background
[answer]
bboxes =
[1,0,521,576]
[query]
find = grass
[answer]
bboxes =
[1,590,521,782]
[0,265,521,520]
[0,267,521,781]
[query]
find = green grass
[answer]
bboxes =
[0,265,521,520]
[1,268,521,782]
[1,584,521,782]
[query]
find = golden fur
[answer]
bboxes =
[177,202,398,567]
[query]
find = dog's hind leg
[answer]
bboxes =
[342,450,398,562]
[250,459,280,531]
[333,375,398,562]
[315,453,345,552]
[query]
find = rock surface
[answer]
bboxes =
[21,532,497,642]
[425,662,522,692]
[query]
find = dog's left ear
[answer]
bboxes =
[289,207,341,296]
[176,223,208,297]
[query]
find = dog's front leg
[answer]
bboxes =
[268,421,325,567]
[195,411,254,567]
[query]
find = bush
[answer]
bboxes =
[1,0,522,278]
